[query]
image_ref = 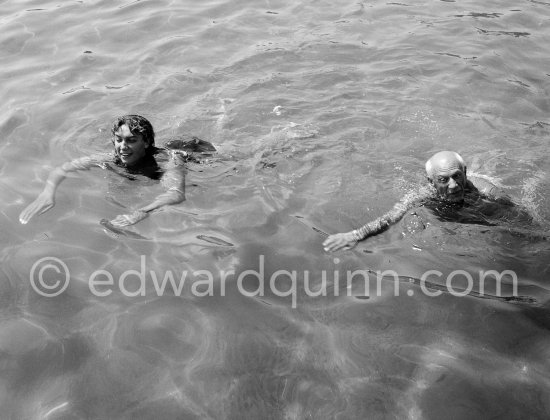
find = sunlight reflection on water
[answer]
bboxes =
[1,0,550,418]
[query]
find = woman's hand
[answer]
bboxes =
[323,231,358,252]
[110,210,148,227]
[19,192,55,224]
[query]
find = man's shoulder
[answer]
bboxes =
[402,184,435,204]
[468,174,508,199]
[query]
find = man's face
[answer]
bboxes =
[431,167,467,203]
[113,124,148,166]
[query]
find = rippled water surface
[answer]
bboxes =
[2,0,550,419]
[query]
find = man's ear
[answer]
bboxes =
[427,176,433,185]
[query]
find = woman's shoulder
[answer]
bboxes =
[62,152,113,170]
[161,135,216,154]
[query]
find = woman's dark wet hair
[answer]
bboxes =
[111,115,155,155]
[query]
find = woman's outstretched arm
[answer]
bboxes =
[109,151,187,227]
[19,156,103,224]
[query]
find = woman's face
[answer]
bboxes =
[113,124,149,166]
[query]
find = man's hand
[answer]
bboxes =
[19,192,55,224]
[110,210,148,227]
[323,231,358,252]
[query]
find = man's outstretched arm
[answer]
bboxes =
[323,185,433,252]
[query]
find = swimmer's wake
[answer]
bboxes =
[100,219,149,240]
[196,235,234,247]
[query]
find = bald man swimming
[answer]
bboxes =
[323,151,504,252]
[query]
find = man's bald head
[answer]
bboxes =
[425,151,466,180]
[425,151,468,202]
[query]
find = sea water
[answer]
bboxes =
[1,0,550,419]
